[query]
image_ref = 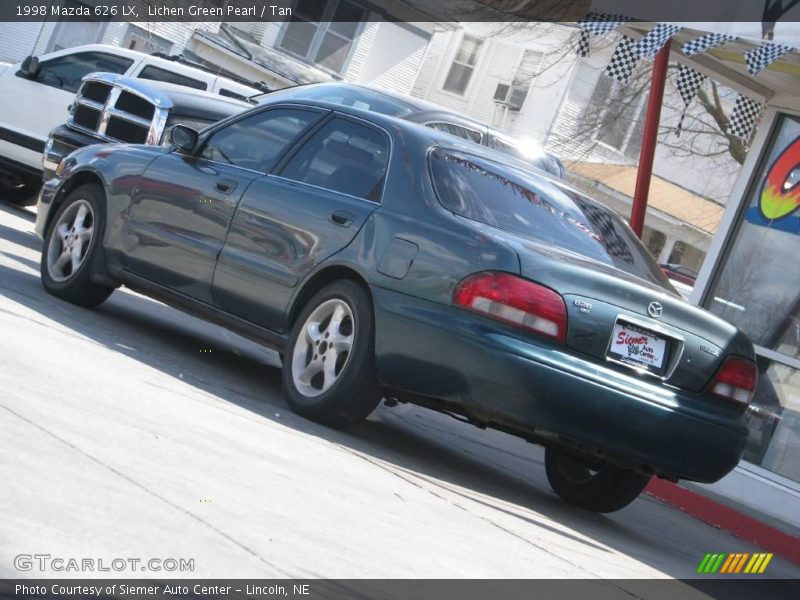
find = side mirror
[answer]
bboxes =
[20,55,40,78]
[170,125,199,153]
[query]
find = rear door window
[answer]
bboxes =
[138,65,207,91]
[279,117,389,202]
[429,149,667,282]
[29,52,133,93]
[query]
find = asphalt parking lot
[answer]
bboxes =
[1,201,798,583]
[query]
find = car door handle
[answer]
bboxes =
[215,180,237,195]
[330,211,355,227]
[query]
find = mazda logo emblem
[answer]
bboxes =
[648,302,663,318]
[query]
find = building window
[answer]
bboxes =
[278,0,367,75]
[442,34,483,95]
[122,25,172,55]
[590,74,648,158]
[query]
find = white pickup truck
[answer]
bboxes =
[0,44,262,205]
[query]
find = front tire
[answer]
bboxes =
[282,280,381,428]
[545,447,650,513]
[40,184,114,308]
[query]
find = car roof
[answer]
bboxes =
[260,96,564,180]
[258,82,557,160]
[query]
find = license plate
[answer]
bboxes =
[608,321,668,373]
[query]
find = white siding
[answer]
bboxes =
[229,22,269,42]
[411,29,453,98]
[0,22,47,62]
[348,22,429,94]
[260,22,284,48]
[343,21,380,83]
[411,24,577,144]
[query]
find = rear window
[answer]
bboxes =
[429,149,668,284]
[138,65,207,91]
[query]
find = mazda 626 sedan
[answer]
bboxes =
[34,98,756,512]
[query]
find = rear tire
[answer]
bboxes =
[40,183,114,308]
[545,446,650,513]
[282,280,381,428]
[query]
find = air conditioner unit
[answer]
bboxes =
[493,82,529,111]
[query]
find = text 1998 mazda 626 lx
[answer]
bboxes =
[34,98,756,512]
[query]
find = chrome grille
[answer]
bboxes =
[68,73,171,145]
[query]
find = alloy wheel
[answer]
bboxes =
[47,199,95,283]
[291,298,355,397]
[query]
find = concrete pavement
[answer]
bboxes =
[0,201,798,582]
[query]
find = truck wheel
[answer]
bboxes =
[1,178,39,207]
[40,184,114,308]
[545,447,650,513]
[282,280,381,429]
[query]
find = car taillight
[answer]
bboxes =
[453,272,567,343]
[708,356,758,405]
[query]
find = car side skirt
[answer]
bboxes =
[123,271,288,352]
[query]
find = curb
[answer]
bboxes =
[645,478,800,566]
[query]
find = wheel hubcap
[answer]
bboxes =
[291,298,355,397]
[46,199,95,283]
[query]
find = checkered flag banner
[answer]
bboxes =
[605,36,639,84]
[681,33,736,57]
[674,64,707,136]
[728,93,763,140]
[577,12,628,57]
[744,42,795,75]
[634,23,682,59]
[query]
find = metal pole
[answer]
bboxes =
[630,39,671,238]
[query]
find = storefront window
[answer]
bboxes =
[707,115,800,358]
[744,357,800,482]
[707,114,800,483]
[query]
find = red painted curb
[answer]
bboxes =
[645,478,800,566]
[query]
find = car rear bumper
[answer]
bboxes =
[372,287,748,483]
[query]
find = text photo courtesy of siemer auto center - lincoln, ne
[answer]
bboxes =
[1,0,800,598]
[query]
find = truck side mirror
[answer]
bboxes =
[20,55,40,79]
[170,125,199,153]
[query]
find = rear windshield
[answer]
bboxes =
[429,149,669,285]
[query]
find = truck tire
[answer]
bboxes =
[282,280,381,429]
[40,183,114,307]
[545,446,650,513]
[1,178,39,207]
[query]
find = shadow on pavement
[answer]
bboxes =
[0,205,788,582]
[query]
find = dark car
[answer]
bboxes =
[254,82,566,178]
[41,72,250,182]
[34,98,756,513]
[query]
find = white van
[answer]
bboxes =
[0,44,261,205]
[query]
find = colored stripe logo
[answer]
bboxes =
[697,552,773,574]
